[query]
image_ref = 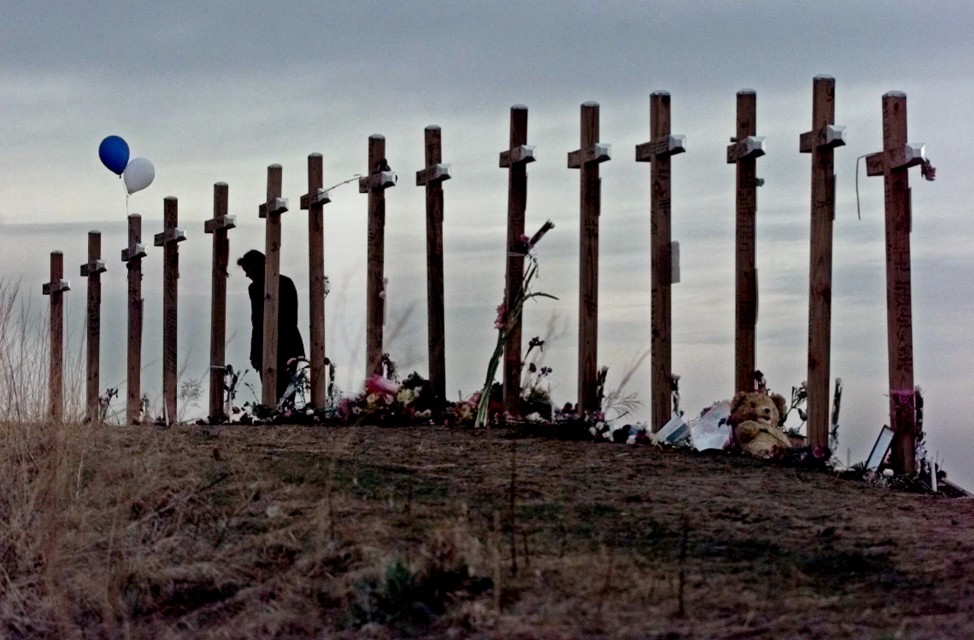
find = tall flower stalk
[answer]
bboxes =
[475,221,556,427]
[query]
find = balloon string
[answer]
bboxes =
[122,177,130,217]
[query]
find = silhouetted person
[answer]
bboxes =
[237,250,305,402]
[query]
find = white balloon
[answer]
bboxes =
[123,157,155,195]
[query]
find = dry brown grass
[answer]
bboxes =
[0,422,497,639]
[0,278,84,422]
[2,421,973,639]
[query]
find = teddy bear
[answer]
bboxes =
[729,391,792,458]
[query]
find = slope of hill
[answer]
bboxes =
[2,421,972,639]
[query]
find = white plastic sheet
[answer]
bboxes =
[689,400,732,451]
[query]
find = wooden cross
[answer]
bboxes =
[726,90,765,394]
[259,164,288,406]
[154,196,186,424]
[568,101,611,415]
[416,126,451,402]
[800,76,846,449]
[499,106,535,416]
[121,213,146,424]
[300,154,330,409]
[358,135,397,376]
[204,182,235,421]
[636,91,686,433]
[865,91,929,475]
[80,231,107,422]
[42,251,70,422]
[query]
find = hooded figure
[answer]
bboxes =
[237,250,305,401]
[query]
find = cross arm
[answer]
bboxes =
[258,197,289,219]
[121,244,147,262]
[153,228,187,246]
[865,143,926,176]
[636,134,687,162]
[42,279,70,295]
[80,259,107,276]
[800,124,846,153]
[358,170,397,193]
[499,145,536,168]
[300,188,332,209]
[726,136,766,163]
[204,215,236,234]
[416,163,451,186]
[568,142,611,168]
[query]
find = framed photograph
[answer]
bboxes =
[866,425,895,471]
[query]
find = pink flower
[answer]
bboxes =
[365,374,399,396]
[494,303,507,330]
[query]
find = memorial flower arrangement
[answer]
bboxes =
[475,220,556,427]
[338,366,440,426]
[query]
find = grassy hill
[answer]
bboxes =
[2,421,972,639]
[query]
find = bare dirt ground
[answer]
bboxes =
[3,422,973,639]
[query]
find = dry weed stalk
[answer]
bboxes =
[492,509,502,613]
[509,437,518,576]
[677,513,689,618]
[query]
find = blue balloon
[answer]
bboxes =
[98,135,130,175]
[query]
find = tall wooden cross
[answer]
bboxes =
[358,135,397,376]
[865,91,929,475]
[42,250,70,422]
[568,102,611,415]
[499,106,535,416]
[154,196,187,424]
[800,76,846,449]
[204,182,235,421]
[121,213,147,424]
[726,90,766,393]
[416,126,451,402]
[258,164,288,406]
[636,91,686,433]
[80,231,106,422]
[300,154,331,409]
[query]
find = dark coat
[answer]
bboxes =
[248,273,306,396]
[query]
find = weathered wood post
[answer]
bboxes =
[121,214,147,424]
[204,182,235,421]
[154,196,186,424]
[300,154,330,409]
[568,102,611,415]
[636,91,686,432]
[42,251,70,422]
[499,106,536,416]
[358,135,397,376]
[416,126,451,402]
[800,76,846,449]
[258,164,288,406]
[80,232,106,422]
[726,90,765,393]
[865,91,930,475]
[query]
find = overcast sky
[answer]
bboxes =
[2,1,972,486]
